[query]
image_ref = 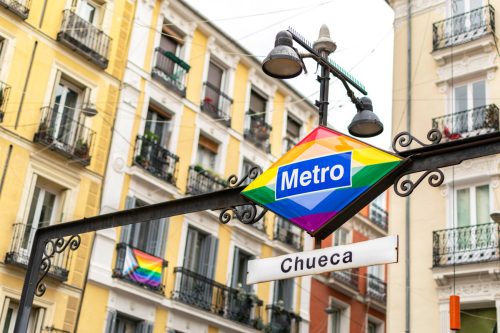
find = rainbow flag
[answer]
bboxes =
[123,246,163,288]
[242,126,404,236]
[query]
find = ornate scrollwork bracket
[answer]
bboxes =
[392,129,442,154]
[36,235,81,297]
[394,169,445,197]
[219,166,268,225]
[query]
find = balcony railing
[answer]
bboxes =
[0,80,11,123]
[369,203,388,231]
[133,135,179,186]
[57,10,111,69]
[5,223,71,281]
[172,267,263,328]
[432,104,499,141]
[283,136,298,153]
[433,5,495,50]
[266,304,302,333]
[244,110,272,153]
[113,243,168,293]
[186,165,227,195]
[0,0,30,19]
[433,222,499,267]
[274,217,303,251]
[367,274,386,303]
[152,47,190,97]
[331,268,359,290]
[34,106,96,166]
[201,82,233,127]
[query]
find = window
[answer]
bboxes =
[196,135,218,170]
[456,184,490,227]
[183,227,218,278]
[0,36,5,69]
[452,80,486,134]
[286,116,301,139]
[157,23,184,76]
[143,106,172,148]
[231,247,253,292]
[333,228,349,247]
[241,159,259,185]
[249,90,267,121]
[78,0,102,26]
[367,320,378,333]
[120,197,167,257]
[367,265,384,280]
[273,279,294,311]
[329,306,341,333]
[0,298,45,333]
[105,311,153,333]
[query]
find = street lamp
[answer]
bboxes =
[262,26,383,138]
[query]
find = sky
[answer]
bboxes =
[185,0,395,149]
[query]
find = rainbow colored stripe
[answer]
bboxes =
[123,246,163,288]
[242,126,403,234]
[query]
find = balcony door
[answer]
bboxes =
[451,0,483,35]
[452,80,485,134]
[51,80,83,148]
[78,0,102,26]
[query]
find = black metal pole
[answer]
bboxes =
[317,52,330,126]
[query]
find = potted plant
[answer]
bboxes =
[143,131,159,144]
[74,138,89,159]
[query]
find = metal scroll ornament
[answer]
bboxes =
[394,169,445,197]
[219,166,268,225]
[36,235,81,297]
[392,129,442,154]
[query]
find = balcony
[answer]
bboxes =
[330,268,359,291]
[57,10,111,69]
[133,135,179,186]
[186,165,227,195]
[432,5,495,50]
[433,222,499,267]
[283,136,298,153]
[0,0,30,19]
[369,203,388,231]
[366,274,386,304]
[244,110,272,153]
[152,47,190,97]
[0,80,11,123]
[33,106,96,166]
[432,104,499,141]
[172,267,263,328]
[274,217,303,251]
[113,243,168,293]
[201,82,233,127]
[5,223,71,281]
[265,304,301,333]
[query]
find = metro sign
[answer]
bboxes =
[242,126,408,239]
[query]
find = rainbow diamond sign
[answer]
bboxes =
[242,126,408,239]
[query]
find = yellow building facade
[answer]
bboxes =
[388,1,499,332]
[0,0,134,332]
[76,1,318,333]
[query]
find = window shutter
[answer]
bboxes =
[283,278,294,311]
[120,196,136,243]
[183,228,197,272]
[231,247,240,288]
[156,218,168,258]
[206,235,218,279]
[104,310,117,333]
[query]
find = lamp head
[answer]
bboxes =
[348,97,384,138]
[262,31,303,79]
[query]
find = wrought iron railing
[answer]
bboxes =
[5,223,71,281]
[0,0,31,19]
[34,106,96,166]
[367,274,386,303]
[244,110,272,153]
[113,243,168,293]
[369,203,388,231]
[186,165,227,195]
[433,222,499,267]
[57,10,111,69]
[201,82,233,126]
[0,80,11,123]
[265,304,302,333]
[433,5,495,50]
[172,267,263,328]
[283,136,298,153]
[274,217,303,251]
[152,47,190,97]
[432,104,499,141]
[133,135,179,186]
[331,268,359,290]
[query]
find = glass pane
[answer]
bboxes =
[207,62,223,89]
[80,2,96,24]
[331,309,341,333]
[452,0,465,15]
[454,85,468,112]
[457,188,471,227]
[59,87,78,143]
[39,191,56,228]
[475,185,489,224]
[286,116,301,137]
[472,81,486,109]
[250,90,266,113]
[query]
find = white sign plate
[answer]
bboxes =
[247,235,398,284]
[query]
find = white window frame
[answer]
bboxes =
[366,314,384,333]
[326,297,350,333]
[450,182,492,228]
[449,78,487,115]
[0,297,45,333]
[77,0,104,27]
